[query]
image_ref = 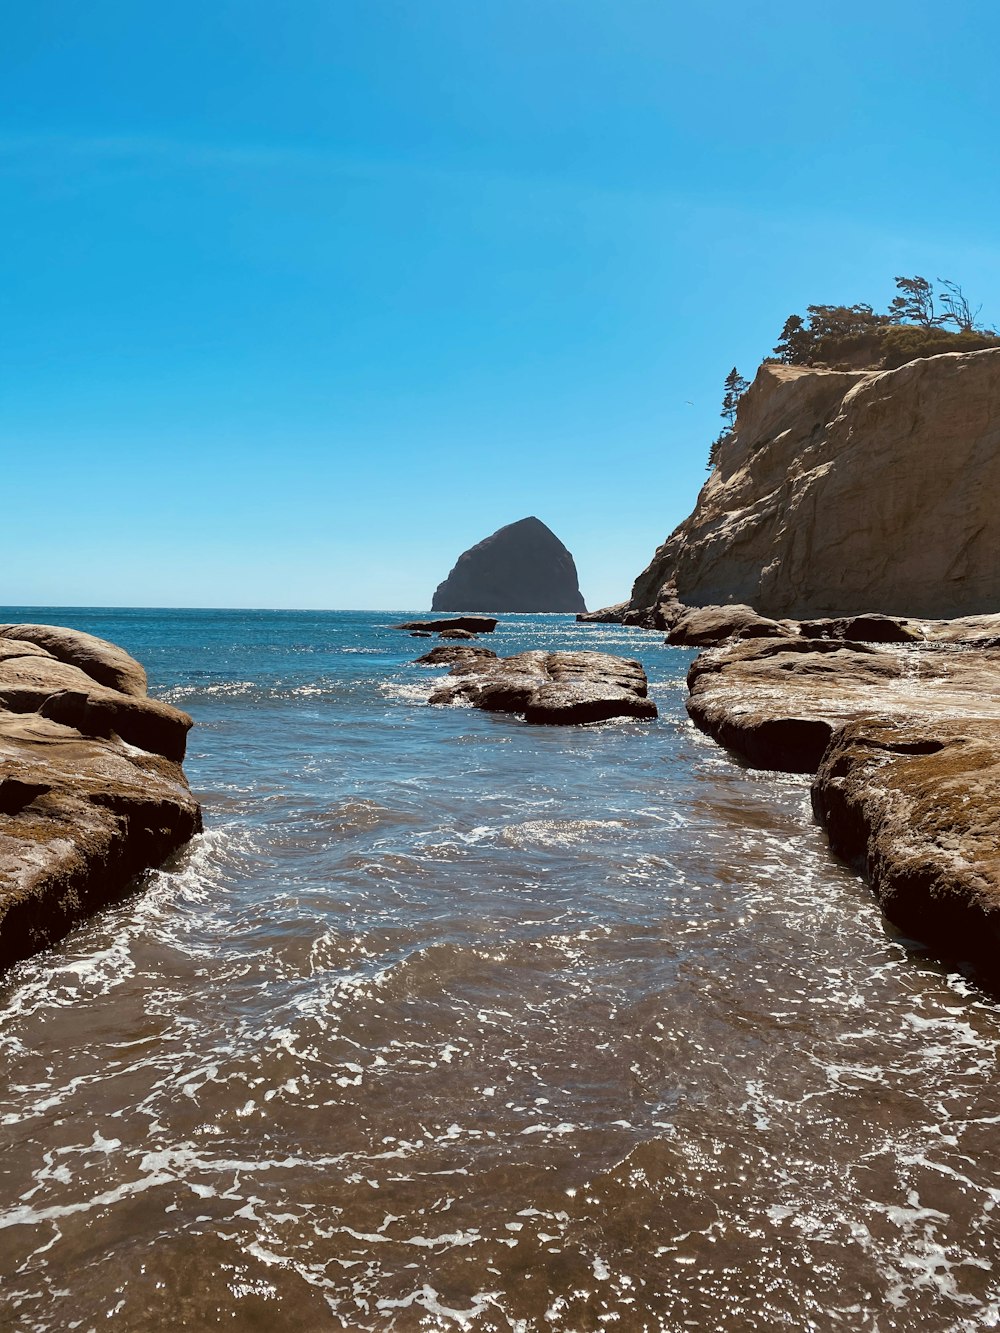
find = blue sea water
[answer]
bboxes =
[2,608,1000,1331]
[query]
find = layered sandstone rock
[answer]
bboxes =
[685,634,1000,971]
[431,517,587,614]
[0,626,201,970]
[422,649,656,725]
[629,349,1000,620]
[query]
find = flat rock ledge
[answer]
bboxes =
[686,634,1000,976]
[418,647,657,725]
[0,624,201,970]
[579,599,1000,648]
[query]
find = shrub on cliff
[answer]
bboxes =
[771,278,1000,371]
[879,325,1000,368]
[772,304,890,369]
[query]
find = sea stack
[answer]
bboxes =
[431,517,587,613]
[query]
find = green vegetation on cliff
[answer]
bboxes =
[707,277,1000,468]
[771,276,1000,371]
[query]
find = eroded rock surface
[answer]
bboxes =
[685,633,1000,971]
[431,517,587,614]
[813,718,1000,960]
[423,649,657,725]
[0,626,201,970]
[628,349,1000,619]
[666,603,788,647]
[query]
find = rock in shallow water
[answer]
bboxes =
[812,717,1000,957]
[684,632,1000,972]
[423,649,657,725]
[396,616,498,634]
[0,625,201,970]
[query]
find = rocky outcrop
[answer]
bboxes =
[0,626,201,970]
[665,603,789,647]
[415,645,498,667]
[685,633,1000,972]
[577,602,630,624]
[422,649,657,725]
[813,718,1000,958]
[431,517,587,614]
[628,349,1000,620]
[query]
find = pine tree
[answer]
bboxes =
[720,367,749,430]
[708,368,750,470]
[772,314,811,364]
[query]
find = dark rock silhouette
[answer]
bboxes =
[431,517,587,614]
[395,617,498,634]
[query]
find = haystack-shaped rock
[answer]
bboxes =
[431,517,587,613]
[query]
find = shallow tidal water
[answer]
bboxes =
[2,609,1000,1332]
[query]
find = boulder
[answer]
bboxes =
[798,613,923,644]
[626,350,1000,619]
[577,598,683,631]
[424,649,657,725]
[0,625,201,970]
[577,602,630,624]
[431,517,587,613]
[0,653,193,762]
[666,603,786,647]
[415,645,498,667]
[438,628,477,640]
[0,623,149,697]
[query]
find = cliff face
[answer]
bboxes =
[631,349,1000,619]
[432,517,587,614]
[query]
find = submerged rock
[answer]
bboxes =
[0,625,201,970]
[423,649,656,725]
[431,517,587,614]
[396,616,498,634]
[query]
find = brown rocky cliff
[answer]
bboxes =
[630,349,1000,619]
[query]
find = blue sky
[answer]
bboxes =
[3,1,999,609]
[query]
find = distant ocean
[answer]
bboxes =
[3,608,1000,1330]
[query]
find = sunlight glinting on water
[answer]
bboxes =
[2,610,1000,1331]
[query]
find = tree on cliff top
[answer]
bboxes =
[708,368,749,470]
[938,279,994,334]
[720,367,749,429]
[770,277,999,370]
[888,276,941,330]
